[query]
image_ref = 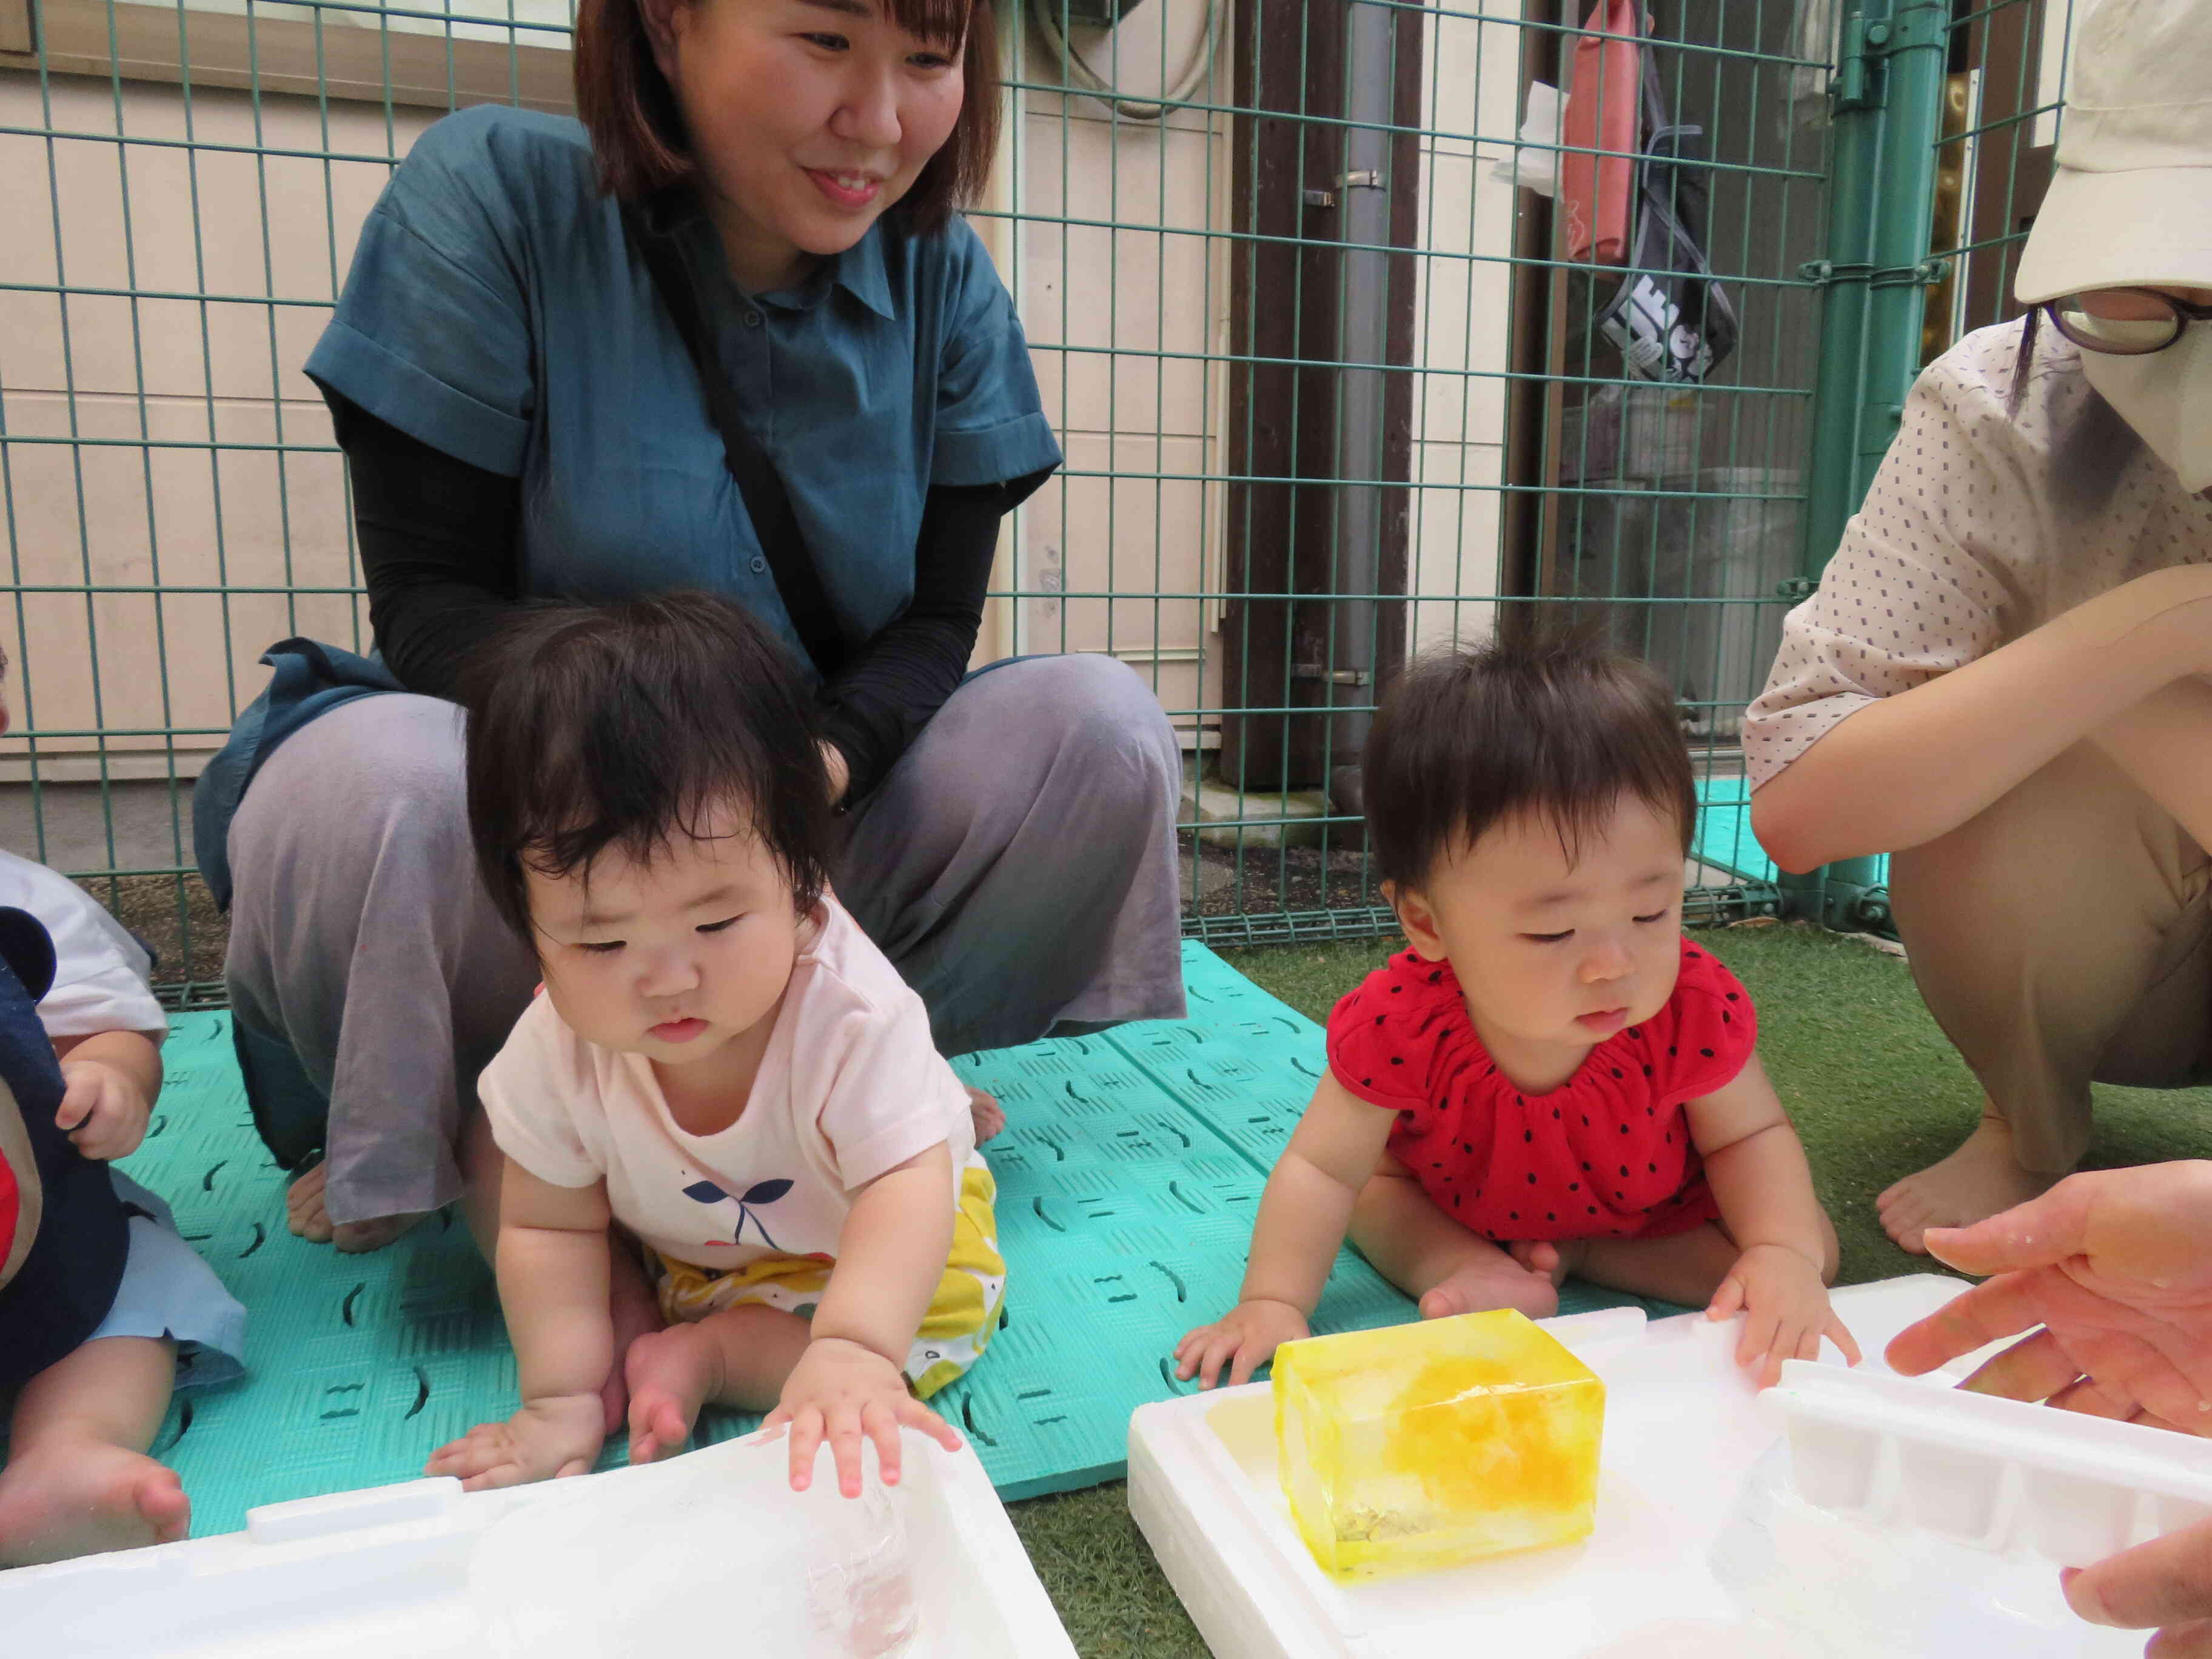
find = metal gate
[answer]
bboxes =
[0,0,2036,996]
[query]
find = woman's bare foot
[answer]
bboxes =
[284,1161,334,1241]
[334,1213,429,1252]
[1416,1253,1561,1321]
[0,1439,190,1566]
[284,1162,426,1253]
[623,1324,727,1465]
[1877,1112,2059,1254]
[967,1086,1005,1145]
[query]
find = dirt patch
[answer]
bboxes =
[73,871,230,997]
[1176,830,1383,918]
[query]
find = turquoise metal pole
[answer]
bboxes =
[1777,0,1948,933]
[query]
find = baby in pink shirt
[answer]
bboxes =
[427,596,1003,1499]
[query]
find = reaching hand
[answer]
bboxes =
[1173,1298,1312,1390]
[426,1393,605,1490]
[763,1336,961,1498]
[1706,1242,1862,1388]
[1885,1162,2212,1429]
[55,1057,152,1162]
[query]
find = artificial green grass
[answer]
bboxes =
[1005,923,2212,1656]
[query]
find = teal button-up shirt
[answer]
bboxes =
[304,105,1060,671]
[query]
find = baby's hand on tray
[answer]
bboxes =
[1708,1242,1862,1388]
[765,1335,961,1499]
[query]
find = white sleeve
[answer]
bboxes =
[476,1000,605,1189]
[0,852,168,1040]
[1742,343,2023,792]
[811,989,967,1191]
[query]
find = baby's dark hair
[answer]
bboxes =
[457,593,833,943]
[1362,632,1696,893]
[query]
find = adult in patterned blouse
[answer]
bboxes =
[209,0,1185,1282]
[1745,0,2212,1252]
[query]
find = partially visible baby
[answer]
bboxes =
[1178,633,1857,1390]
[0,645,246,1564]
[428,595,1004,1498]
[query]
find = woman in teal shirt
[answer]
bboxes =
[216,0,1185,1262]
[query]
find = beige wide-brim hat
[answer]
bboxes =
[2011,0,2212,304]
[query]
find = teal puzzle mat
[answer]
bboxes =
[118,944,1669,1536]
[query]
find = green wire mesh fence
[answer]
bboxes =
[0,0,2034,999]
[1925,0,2071,352]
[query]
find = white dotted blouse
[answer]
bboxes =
[1743,317,2212,791]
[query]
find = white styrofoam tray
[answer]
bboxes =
[0,1427,1076,1658]
[1128,1274,2157,1659]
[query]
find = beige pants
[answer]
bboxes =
[1888,741,2212,1175]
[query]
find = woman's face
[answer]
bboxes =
[650,0,966,292]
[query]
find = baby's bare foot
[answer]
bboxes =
[1877,1114,2057,1255]
[1507,1238,1590,1287]
[624,1324,725,1465]
[967,1086,1006,1145]
[1418,1254,1560,1322]
[601,1250,666,1437]
[0,1439,190,1566]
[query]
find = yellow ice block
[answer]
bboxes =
[1273,1309,1604,1580]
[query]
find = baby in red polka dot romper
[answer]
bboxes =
[1176,635,1860,1391]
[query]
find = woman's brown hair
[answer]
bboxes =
[575,0,1000,235]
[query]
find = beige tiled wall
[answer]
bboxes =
[4,0,1523,771]
[1010,4,1231,743]
[1,68,430,776]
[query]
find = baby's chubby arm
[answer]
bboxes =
[1174,1070,1397,1389]
[51,1028,163,1161]
[1687,1051,1862,1386]
[767,1139,965,1497]
[427,1155,612,1489]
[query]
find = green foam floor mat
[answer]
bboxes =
[115,943,1671,1535]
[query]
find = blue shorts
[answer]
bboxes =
[82,1174,247,1392]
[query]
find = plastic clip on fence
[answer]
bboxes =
[1771,1360,2212,1567]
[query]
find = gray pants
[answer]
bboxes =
[1889,739,2212,1175]
[224,654,1187,1225]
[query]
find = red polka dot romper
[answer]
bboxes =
[1324,939,1757,1242]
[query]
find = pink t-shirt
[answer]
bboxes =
[478,899,974,1270]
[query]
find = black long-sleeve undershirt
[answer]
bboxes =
[332,397,1042,804]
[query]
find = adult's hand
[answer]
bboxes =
[2060,1517,2212,1655]
[1885,1161,2212,1430]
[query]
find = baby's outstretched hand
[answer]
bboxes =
[427,1393,604,1490]
[764,1336,961,1498]
[55,1057,151,1161]
[1174,1298,1310,1390]
[1708,1242,1862,1389]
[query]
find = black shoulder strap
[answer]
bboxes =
[620,201,848,679]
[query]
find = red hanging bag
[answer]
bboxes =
[1560,0,1644,266]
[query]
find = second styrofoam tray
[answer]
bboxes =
[1128,1274,2146,1659]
